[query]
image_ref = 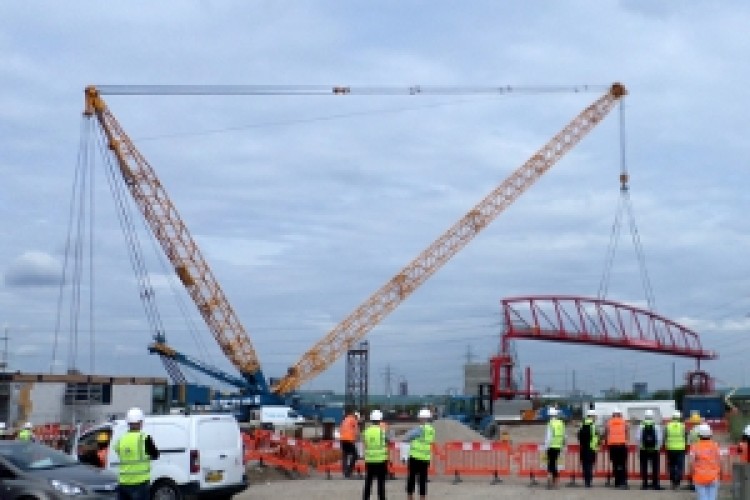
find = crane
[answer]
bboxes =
[83,82,626,400]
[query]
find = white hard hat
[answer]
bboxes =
[126,407,145,424]
[743,424,750,437]
[23,422,33,429]
[644,409,654,418]
[697,423,712,438]
[587,409,596,417]
[370,409,383,422]
[672,410,682,419]
[612,407,622,415]
[548,407,559,417]
[354,412,360,419]
[418,408,432,419]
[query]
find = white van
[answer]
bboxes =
[69,413,247,499]
[249,405,304,430]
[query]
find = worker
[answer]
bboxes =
[738,425,750,463]
[665,410,688,490]
[17,422,34,442]
[688,423,721,500]
[403,408,436,500]
[543,407,565,489]
[96,431,111,468]
[605,407,629,489]
[362,409,388,500]
[636,409,663,490]
[339,408,360,478]
[577,408,599,488]
[114,407,159,500]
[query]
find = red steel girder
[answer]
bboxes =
[500,295,717,361]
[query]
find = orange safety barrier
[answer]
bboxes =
[515,443,548,486]
[443,441,511,484]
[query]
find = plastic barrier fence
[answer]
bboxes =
[443,441,511,484]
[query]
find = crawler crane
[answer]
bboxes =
[83,83,626,403]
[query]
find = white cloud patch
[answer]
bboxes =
[4,251,62,288]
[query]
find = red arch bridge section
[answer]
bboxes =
[490,295,718,399]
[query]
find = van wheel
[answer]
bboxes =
[151,479,182,500]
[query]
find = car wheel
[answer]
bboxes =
[151,479,182,500]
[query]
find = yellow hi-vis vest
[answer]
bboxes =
[583,418,599,451]
[549,418,565,449]
[409,424,435,462]
[665,420,686,451]
[363,425,387,463]
[115,431,151,485]
[17,429,33,441]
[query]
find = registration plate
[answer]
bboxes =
[205,470,223,483]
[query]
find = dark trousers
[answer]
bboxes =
[546,447,561,479]
[341,440,357,477]
[580,449,596,486]
[639,449,660,488]
[406,457,430,496]
[363,461,387,500]
[118,482,150,500]
[666,449,685,486]
[609,444,628,486]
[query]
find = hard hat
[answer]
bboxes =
[672,410,682,419]
[743,424,750,437]
[612,407,622,415]
[587,409,596,417]
[369,409,383,422]
[23,422,33,429]
[697,423,712,438]
[354,412,360,419]
[644,409,654,418]
[548,407,559,417]
[418,408,432,419]
[126,407,144,424]
[96,432,109,443]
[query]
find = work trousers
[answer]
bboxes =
[694,480,719,500]
[639,449,660,488]
[546,447,561,479]
[363,461,387,500]
[666,449,685,487]
[118,482,150,500]
[341,440,358,478]
[406,457,430,496]
[608,444,628,487]
[579,448,596,487]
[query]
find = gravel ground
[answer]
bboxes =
[234,475,720,500]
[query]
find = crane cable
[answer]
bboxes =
[597,101,656,311]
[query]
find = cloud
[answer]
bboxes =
[4,251,62,287]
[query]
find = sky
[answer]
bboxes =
[1,1,749,399]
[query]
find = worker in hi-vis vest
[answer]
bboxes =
[636,409,663,490]
[403,408,436,500]
[605,407,629,489]
[339,408,360,478]
[577,408,599,488]
[17,422,34,442]
[114,407,159,500]
[362,409,388,500]
[543,407,565,489]
[689,423,721,500]
[664,410,687,490]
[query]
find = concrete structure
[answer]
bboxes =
[0,372,168,429]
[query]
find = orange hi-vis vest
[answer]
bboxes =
[607,417,627,445]
[339,415,358,442]
[739,440,750,464]
[691,440,720,485]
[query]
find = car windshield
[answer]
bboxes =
[0,441,79,470]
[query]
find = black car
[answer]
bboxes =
[0,440,118,499]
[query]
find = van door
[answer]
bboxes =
[194,416,244,490]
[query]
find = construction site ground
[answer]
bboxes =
[239,419,734,499]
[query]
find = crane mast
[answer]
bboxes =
[83,86,269,395]
[272,83,627,393]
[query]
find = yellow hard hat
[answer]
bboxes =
[96,432,109,443]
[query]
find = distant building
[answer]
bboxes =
[0,372,168,428]
[633,382,648,399]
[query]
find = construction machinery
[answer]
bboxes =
[82,82,626,406]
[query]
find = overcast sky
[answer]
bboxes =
[1,1,748,399]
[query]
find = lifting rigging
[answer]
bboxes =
[82,82,627,400]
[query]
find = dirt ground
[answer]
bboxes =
[235,475,724,500]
